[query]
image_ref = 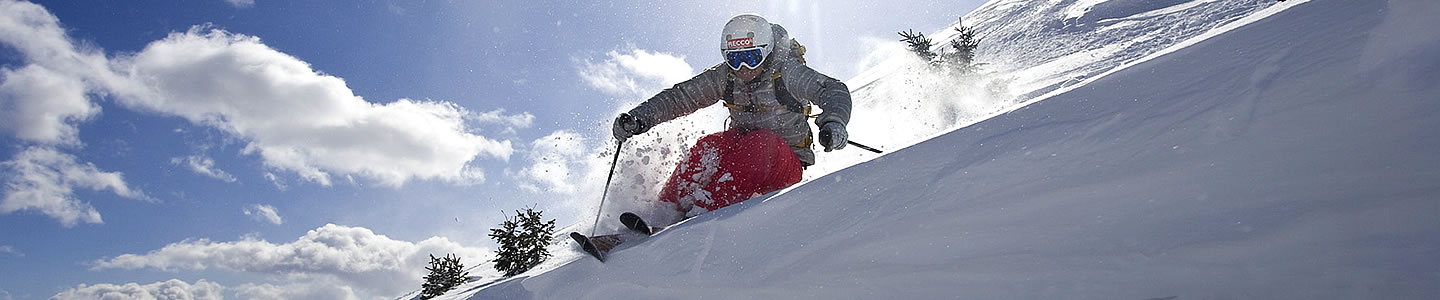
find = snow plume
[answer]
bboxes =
[243,204,283,225]
[511,130,590,194]
[811,36,1017,176]
[51,279,224,300]
[0,0,520,192]
[0,146,150,227]
[569,46,730,230]
[91,224,490,299]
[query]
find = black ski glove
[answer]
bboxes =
[613,113,648,143]
[818,121,848,152]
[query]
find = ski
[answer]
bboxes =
[620,212,657,235]
[571,213,664,263]
[569,232,606,262]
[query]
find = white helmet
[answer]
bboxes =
[721,14,773,69]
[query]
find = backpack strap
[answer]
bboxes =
[719,68,816,151]
[720,69,811,116]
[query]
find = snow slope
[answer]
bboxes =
[450,0,1440,298]
[816,0,1274,176]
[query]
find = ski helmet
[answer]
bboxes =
[721,14,773,70]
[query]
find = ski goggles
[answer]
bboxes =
[724,46,767,70]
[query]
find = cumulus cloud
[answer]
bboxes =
[0,1,520,190]
[0,0,125,146]
[0,65,98,145]
[243,204,282,225]
[171,155,237,183]
[234,280,360,300]
[92,223,490,298]
[577,46,694,98]
[113,27,511,187]
[51,279,224,300]
[1,146,150,227]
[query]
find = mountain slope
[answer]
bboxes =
[821,0,1274,174]
[458,0,1440,298]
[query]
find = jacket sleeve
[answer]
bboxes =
[626,65,729,129]
[782,63,852,127]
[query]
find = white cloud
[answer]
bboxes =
[243,204,282,225]
[0,65,98,145]
[577,46,694,98]
[263,172,288,191]
[0,0,129,145]
[92,223,491,298]
[1,146,150,227]
[0,245,21,257]
[51,279,224,300]
[0,1,519,189]
[171,155,237,183]
[470,108,535,130]
[510,130,591,193]
[234,280,359,300]
[224,0,255,9]
[111,27,511,187]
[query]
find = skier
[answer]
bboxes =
[617,13,851,221]
[572,13,853,261]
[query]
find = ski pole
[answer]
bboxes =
[589,141,624,236]
[847,141,883,153]
[820,129,883,154]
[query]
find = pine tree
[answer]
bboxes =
[419,253,469,299]
[489,207,556,277]
[898,29,937,62]
[940,19,983,74]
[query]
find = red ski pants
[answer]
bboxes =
[658,128,805,212]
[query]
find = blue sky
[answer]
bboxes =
[0,0,981,298]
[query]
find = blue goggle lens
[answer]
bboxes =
[724,47,766,70]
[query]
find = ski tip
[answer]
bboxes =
[619,212,653,235]
[570,232,607,262]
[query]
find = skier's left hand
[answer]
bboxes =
[818,122,848,152]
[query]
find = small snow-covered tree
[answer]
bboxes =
[900,17,984,74]
[939,19,982,74]
[898,29,937,61]
[419,253,469,299]
[489,207,556,277]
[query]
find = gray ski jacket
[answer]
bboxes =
[626,25,852,166]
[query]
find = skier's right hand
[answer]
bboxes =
[612,113,647,143]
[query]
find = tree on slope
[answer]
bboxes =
[489,207,556,276]
[940,19,982,74]
[899,17,984,74]
[420,253,469,299]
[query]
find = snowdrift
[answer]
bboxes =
[453,0,1439,298]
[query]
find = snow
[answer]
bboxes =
[434,0,1440,298]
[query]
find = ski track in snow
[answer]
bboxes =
[433,0,1440,299]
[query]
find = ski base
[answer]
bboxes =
[570,232,606,262]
